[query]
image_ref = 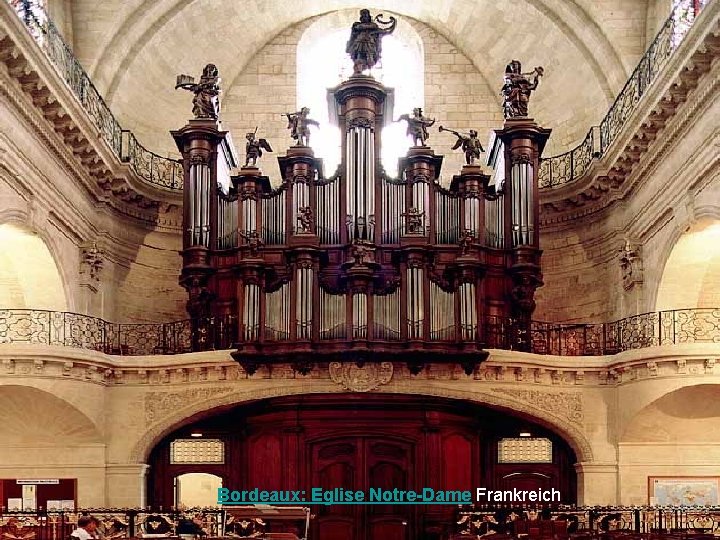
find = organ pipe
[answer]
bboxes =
[296,266,313,340]
[373,292,400,340]
[511,162,534,246]
[406,266,424,340]
[346,126,375,241]
[352,293,368,339]
[320,289,346,339]
[458,283,477,341]
[430,283,454,340]
[243,283,260,340]
[265,284,290,340]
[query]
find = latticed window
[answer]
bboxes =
[170,439,225,464]
[498,437,553,463]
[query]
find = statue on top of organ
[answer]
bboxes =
[175,63,221,119]
[439,126,485,165]
[172,9,551,375]
[398,107,436,147]
[346,9,397,74]
[284,107,319,146]
[244,129,273,167]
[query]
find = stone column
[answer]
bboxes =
[105,463,150,507]
[575,462,618,504]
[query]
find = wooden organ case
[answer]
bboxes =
[172,74,550,373]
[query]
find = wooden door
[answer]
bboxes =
[312,437,413,540]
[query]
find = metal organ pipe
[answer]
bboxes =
[296,266,313,340]
[458,283,477,341]
[346,126,375,241]
[511,162,534,246]
[243,284,260,340]
[317,180,340,244]
[352,293,368,339]
[464,197,480,237]
[265,284,290,340]
[373,291,400,340]
[262,191,286,245]
[406,266,424,339]
[485,196,504,248]
[381,182,404,244]
[430,283,454,340]
[320,289,346,339]
[188,163,211,246]
[434,191,459,244]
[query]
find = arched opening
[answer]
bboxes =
[0,223,67,310]
[655,219,720,311]
[147,394,577,540]
[621,384,720,443]
[297,11,424,175]
[0,385,103,508]
[175,472,223,508]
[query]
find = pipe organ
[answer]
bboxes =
[172,74,550,375]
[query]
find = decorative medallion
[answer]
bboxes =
[329,361,393,392]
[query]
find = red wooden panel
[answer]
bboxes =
[442,433,472,491]
[247,434,282,490]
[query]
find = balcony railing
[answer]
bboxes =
[7,0,183,191]
[537,1,709,188]
[1,308,718,357]
[6,0,710,193]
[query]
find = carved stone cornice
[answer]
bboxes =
[539,10,720,225]
[0,7,182,227]
[2,343,719,388]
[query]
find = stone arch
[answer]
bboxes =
[0,384,103,446]
[654,218,720,311]
[130,382,593,466]
[620,383,720,443]
[0,219,69,311]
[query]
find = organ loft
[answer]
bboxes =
[172,10,551,375]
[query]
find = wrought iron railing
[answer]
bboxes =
[0,509,225,539]
[7,0,184,190]
[459,505,720,535]
[1,308,718,357]
[539,2,707,188]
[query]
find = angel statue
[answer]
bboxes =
[501,60,544,118]
[439,126,485,165]
[398,108,436,147]
[244,129,273,167]
[346,9,397,74]
[175,63,221,119]
[284,107,319,146]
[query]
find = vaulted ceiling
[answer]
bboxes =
[57,0,657,157]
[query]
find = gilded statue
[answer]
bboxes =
[346,9,397,74]
[244,129,273,167]
[284,107,319,146]
[175,63,221,120]
[398,107,435,147]
[501,60,544,119]
[439,126,485,165]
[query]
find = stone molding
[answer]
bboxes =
[539,4,720,224]
[0,7,182,227]
[1,344,718,389]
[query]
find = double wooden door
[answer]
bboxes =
[311,436,413,540]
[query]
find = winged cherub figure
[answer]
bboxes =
[244,129,273,167]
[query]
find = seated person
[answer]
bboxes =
[176,515,206,537]
[70,517,99,540]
